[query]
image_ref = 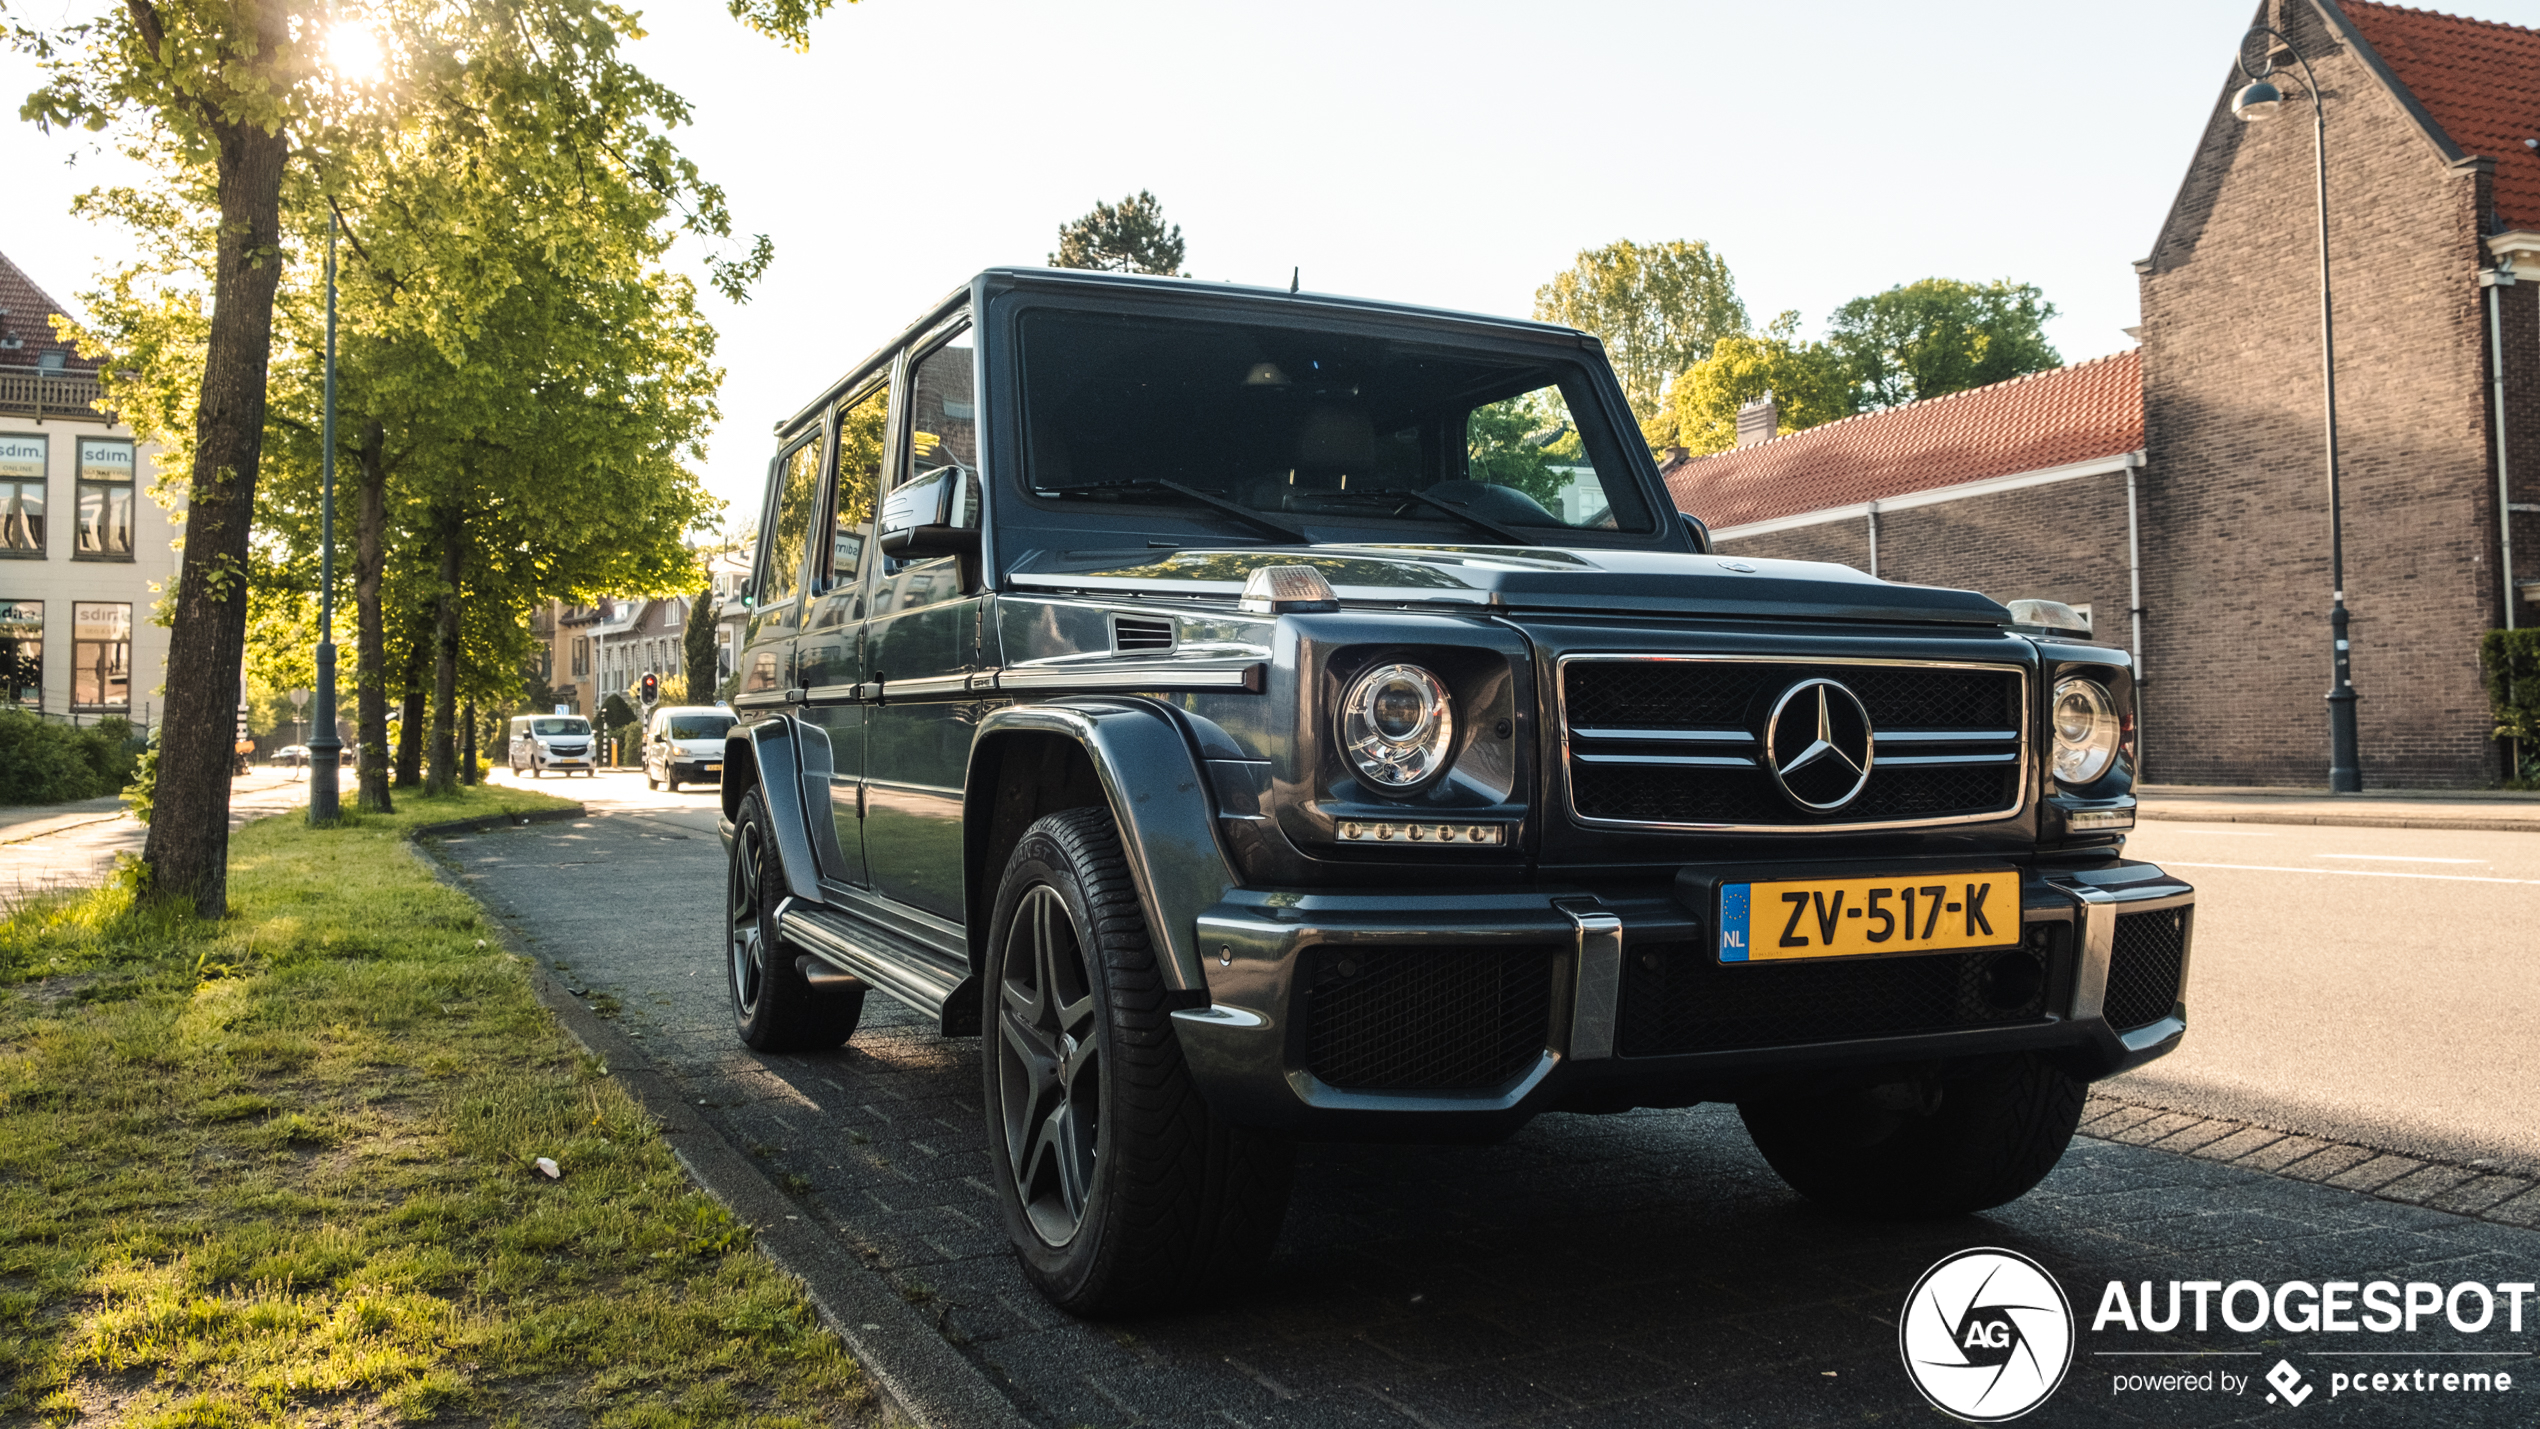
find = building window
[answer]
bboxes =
[664,600,680,629]
[75,437,136,559]
[0,434,44,556]
[71,601,129,710]
[0,600,40,709]
[572,637,588,676]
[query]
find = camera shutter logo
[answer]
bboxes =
[1900,1248,2074,1421]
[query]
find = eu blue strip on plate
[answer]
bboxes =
[1719,883,1751,963]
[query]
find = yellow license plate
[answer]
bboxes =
[1719,871,2018,963]
[703,763,722,772]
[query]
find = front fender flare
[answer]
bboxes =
[966,700,1231,994]
[726,716,824,904]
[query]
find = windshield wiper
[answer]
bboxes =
[1036,479,1307,542]
[1304,489,1541,546]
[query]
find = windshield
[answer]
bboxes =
[1018,311,1654,541]
[532,718,590,737]
[666,714,733,740]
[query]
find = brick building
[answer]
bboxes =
[1673,0,2540,788]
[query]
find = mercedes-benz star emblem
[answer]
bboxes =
[1764,678,1876,811]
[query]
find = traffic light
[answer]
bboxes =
[639,672,659,706]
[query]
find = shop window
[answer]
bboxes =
[71,601,129,710]
[75,437,136,559]
[0,434,44,555]
[0,600,40,709]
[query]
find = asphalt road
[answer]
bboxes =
[443,771,2540,1428]
[2110,822,2540,1175]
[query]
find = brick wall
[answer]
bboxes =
[2137,0,2504,787]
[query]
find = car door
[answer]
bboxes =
[861,317,983,922]
[800,377,892,889]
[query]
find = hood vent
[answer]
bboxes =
[1109,614,1176,654]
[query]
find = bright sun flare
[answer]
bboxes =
[326,21,385,82]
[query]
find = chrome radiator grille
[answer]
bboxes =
[1559,656,2027,831]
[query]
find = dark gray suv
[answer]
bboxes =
[718,269,2193,1314]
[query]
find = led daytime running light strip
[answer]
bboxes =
[1337,821,1506,845]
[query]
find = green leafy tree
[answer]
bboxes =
[1657,312,1857,456]
[15,0,783,916]
[1533,240,1747,427]
[1826,278,2060,410]
[1051,190,1186,276]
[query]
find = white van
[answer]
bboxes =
[642,705,733,791]
[507,714,596,777]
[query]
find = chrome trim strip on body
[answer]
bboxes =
[1553,653,2031,834]
[1571,751,1755,768]
[1558,903,1624,1061]
[995,662,1264,692]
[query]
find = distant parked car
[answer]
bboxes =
[274,745,310,767]
[507,714,596,777]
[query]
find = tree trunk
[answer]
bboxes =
[394,623,427,787]
[137,114,291,917]
[424,504,463,795]
[353,421,392,813]
[460,700,477,785]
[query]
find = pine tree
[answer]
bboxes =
[1051,191,1186,276]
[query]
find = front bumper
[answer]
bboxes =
[1172,857,2192,1139]
[667,758,724,780]
[533,751,591,769]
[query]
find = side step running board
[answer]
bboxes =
[778,900,966,1022]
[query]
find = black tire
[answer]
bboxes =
[1737,1054,2085,1218]
[668,777,681,793]
[726,790,861,1052]
[982,807,1293,1316]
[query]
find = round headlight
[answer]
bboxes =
[1341,663,1456,791]
[2051,677,2121,785]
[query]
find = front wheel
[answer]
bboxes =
[1737,1054,2085,1218]
[982,807,1293,1316]
[726,790,861,1052]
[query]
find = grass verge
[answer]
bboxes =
[0,786,870,1427]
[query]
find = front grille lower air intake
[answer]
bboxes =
[1560,656,2026,830]
[1302,946,1556,1091]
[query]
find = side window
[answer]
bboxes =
[875,324,975,617]
[760,436,823,615]
[818,385,890,614]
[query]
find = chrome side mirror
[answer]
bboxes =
[879,465,982,559]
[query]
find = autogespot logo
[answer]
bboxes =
[1901,1248,2076,1422]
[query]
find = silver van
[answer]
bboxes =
[507,714,596,777]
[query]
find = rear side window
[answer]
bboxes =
[762,436,823,611]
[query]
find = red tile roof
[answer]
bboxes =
[1663,349,2143,530]
[0,248,95,372]
[2342,1,2540,230]
[2326,2,2540,228]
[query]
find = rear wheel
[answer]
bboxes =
[726,790,861,1052]
[982,807,1293,1315]
[1737,1054,2084,1218]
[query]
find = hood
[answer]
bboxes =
[1003,544,2010,626]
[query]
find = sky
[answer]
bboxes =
[10,0,2540,530]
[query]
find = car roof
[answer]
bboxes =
[776,267,1600,441]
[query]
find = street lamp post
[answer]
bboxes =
[2233,26,2362,792]
[306,218,345,820]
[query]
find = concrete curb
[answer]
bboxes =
[2137,807,2540,833]
[2079,1094,2540,1228]
[409,805,590,839]
[413,822,1031,1429]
